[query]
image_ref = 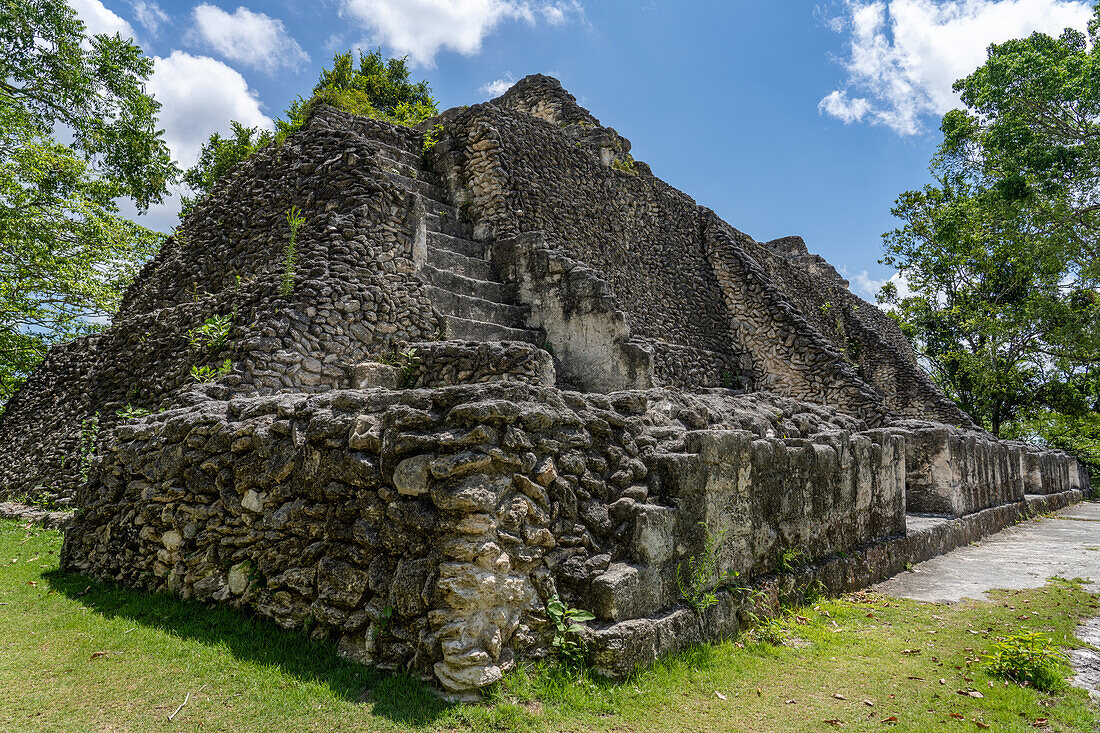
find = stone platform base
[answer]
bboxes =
[587,490,1084,676]
[0,501,74,530]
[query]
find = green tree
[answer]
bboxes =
[938,7,1100,281]
[180,49,437,212]
[880,176,1094,436]
[883,4,1100,449]
[0,0,174,401]
[279,49,437,138]
[179,122,272,217]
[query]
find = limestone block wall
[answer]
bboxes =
[661,428,906,576]
[402,340,556,389]
[0,337,99,502]
[888,422,1088,515]
[888,422,1023,515]
[0,106,445,502]
[61,381,903,694]
[430,90,746,391]
[700,212,889,426]
[746,233,976,428]
[490,232,658,392]
[588,427,906,623]
[1014,442,1088,496]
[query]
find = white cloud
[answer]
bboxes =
[851,269,914,302]
[821,0,1093,135]
[69,0,137,38]
[147,51,272,168]
[129,0,169,35]
[817,90,871,123]
[190,4,309,71]
[342,0,583,67]
[480,76,515,98]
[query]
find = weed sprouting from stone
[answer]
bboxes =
[188,312,234,354]
[190,358,232,384]
[776,546,811,574]
[281,206,304,298]
[610,155,636,174]
[421,123,443,168]
[379,347,421,388]
[547,596,594,667]
[677,521,737,613]
[370,606,394,644]
[116,404,153,421]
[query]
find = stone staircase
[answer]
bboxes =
[374,140,545,346]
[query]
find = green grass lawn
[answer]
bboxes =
[2,518,1099,732]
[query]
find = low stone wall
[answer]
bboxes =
[889,422,1088,515]
[61,382,905,695]
[587,489,1083,677]
[1019,443,1088,495]
[405,340,556,389]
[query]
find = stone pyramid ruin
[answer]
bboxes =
[0,75,1089,694]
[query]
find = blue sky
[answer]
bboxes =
[72,0,1095,300]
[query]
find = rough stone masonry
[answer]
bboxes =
[0,75,1089,695]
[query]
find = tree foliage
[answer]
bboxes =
[883,5,1100,459]
[179,122,271,217]
[181,49,437,212]
[0,0,173,401]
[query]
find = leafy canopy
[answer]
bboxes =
[181,49,437,213]
[882,4,1100,452]
[0,0,173,401]
[1,0,175,209]
[179,122,272,217]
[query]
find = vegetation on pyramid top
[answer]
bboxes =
[180,50,438,216]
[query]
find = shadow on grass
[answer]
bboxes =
[43,567,452,728]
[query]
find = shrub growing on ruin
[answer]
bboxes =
[187,313,234,354]
[190,359,232,384]
[181,50,438,219]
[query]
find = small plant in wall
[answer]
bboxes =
[281,206,304,298]
[78,414,100,481]
[188,312,234,354]
[677,521,738,613]
[191,358,233,383]
[371,605,394,643]
[116,404,153,420]
[547,596,594,667]
[776,545,811,574]
[421,123,443,167]
[379,347,421,388]
[610,154,636,174]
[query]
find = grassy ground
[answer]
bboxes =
[2,518,1099,732]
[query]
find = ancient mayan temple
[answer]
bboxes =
[0,75,1089,695]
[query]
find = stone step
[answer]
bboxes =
[373,141,423,170]
[422,264,514,302]
[427,286,528,328]
[444,315,544,345]
[376,152,424,181]
[384,171,447,201]
[428,231,484,258]
[422,199,460,220]
[427,245,494,281]
[426,212,471,239]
